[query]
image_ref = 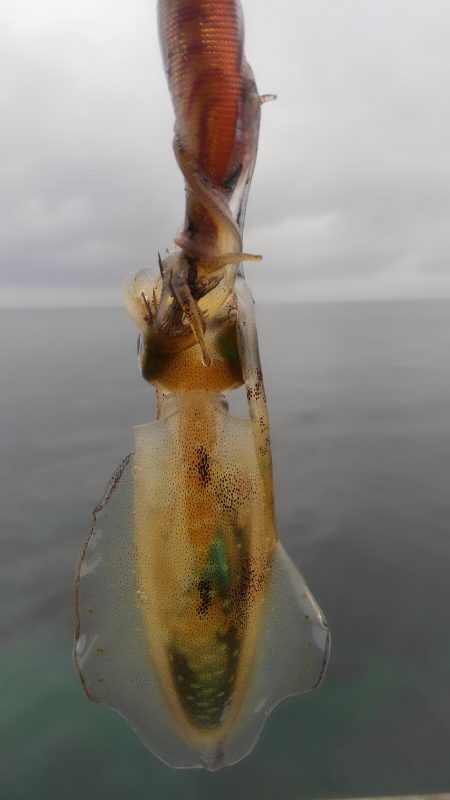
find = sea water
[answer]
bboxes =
[1,301,449,800]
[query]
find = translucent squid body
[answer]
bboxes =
[74,0,330,771]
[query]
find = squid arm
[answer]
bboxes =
[235,275,274,516]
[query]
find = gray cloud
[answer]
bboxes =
[1,0,449,306]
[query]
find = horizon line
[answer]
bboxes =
[1,295,449,312]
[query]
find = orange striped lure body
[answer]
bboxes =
[74,0,330,771]
[159,0,248,191]
[159,0,260,250]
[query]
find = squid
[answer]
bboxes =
[74,0,330,771]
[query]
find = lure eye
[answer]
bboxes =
[222,162,243,193]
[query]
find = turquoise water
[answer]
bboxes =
[1,302,450,799]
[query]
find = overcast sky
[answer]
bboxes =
[1,0,449,307]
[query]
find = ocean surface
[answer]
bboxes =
[1,301,449,800]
